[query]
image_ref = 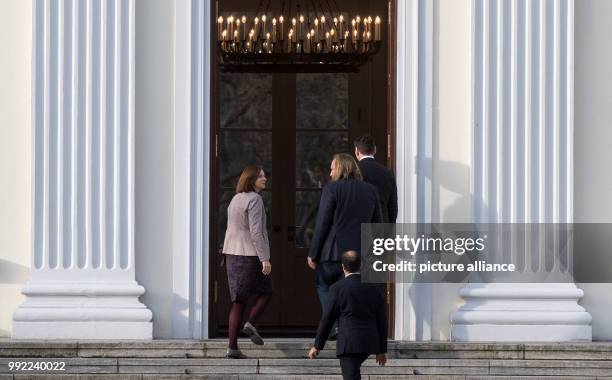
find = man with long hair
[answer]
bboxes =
[307,154,382,339]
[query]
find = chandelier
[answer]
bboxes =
[216,0,383,73]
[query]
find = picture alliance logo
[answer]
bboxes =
[371,234,488,256]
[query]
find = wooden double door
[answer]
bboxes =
[210,0,392,337]
[213,72,358,333]
[212,70,391,334]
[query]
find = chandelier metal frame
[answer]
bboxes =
[216,0,383,73]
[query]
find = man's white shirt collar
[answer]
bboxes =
[345,272,361,277]
[359,155,375,161]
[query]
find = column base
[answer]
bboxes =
[12,321,152,339]
[452,324,592,342]
[12,281,153,339]
[451,283,593,342]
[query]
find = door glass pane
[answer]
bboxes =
[296,73,348,130]
[296,131,349,188]
[295,191,320,249]
[220,73,272,129]
[295,73,349,248]
[219,131,272,188]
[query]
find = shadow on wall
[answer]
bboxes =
[420,156,498,223]
[172,293,190,334]
[427,157,472,223]
[414,157,500,340]
[0,259,29,284]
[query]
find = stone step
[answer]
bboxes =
[3,340,612,360]
[0,376,608,379]
[3,340,612,378]
[2,357,612,377]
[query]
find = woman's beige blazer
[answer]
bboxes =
[222,191,270,262]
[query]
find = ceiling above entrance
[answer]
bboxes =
[216,0,383,73]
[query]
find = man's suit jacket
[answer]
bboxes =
[357,157,398,223]
[314,274,388,356]
[308,179,382,263]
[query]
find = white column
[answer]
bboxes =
[13,0,152,339]
[451,0,590,341]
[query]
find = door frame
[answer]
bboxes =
[172,0,431,340]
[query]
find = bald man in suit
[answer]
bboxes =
[308,251,387,380]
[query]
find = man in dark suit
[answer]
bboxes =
[354,134,398,223]
[308,251,387,380]
[307,154,382,339]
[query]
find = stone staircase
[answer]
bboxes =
[1,339,612,379]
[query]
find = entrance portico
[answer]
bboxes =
[10,0,592,342]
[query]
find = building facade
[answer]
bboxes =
[1,0,612,340]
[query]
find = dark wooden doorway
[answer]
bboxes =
[210,0,393,337]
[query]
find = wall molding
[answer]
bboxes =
[394,0,434,341]
[173,0,211,339]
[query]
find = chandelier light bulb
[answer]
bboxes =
[217,17,224,41]
[321,16,326,23]
[339,15,344,22]
[273,18,277,25]
[242,15,246,23]
[262,15,266,22]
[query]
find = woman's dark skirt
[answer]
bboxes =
[225,254,273,303]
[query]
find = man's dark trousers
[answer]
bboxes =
[313,274,388,380]
[338,353,369,380]
[315,262,343,308]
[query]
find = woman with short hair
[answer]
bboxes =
[222,165,273,358]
